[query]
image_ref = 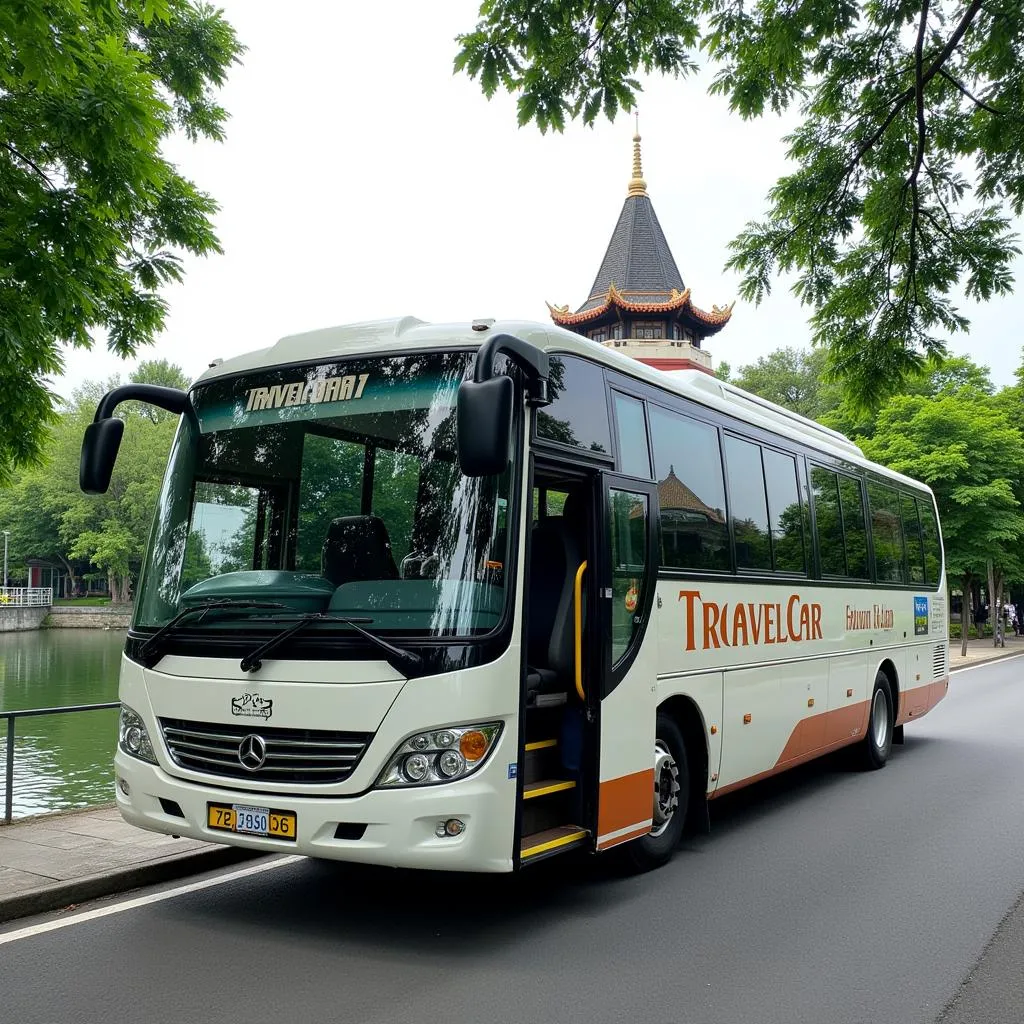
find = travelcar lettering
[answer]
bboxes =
[244,373,369,412]
[231,693,273,719]
[677,591,823,651]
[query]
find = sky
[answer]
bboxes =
[57,0,1024,397]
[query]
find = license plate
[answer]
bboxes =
[207,803,297,841]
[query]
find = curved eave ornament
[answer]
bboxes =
[547,288,735,328]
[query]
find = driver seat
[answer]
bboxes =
[322,515,399,585]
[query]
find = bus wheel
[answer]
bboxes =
[859,672,894,770]
[624,713,689,872]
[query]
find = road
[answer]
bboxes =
[2,656,1023,1024]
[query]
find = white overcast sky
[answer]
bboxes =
[57,0,1024,396]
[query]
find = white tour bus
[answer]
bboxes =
[80,317,948,872]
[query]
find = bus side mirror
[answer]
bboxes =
[457,376,513,476]
[80,417,126,494]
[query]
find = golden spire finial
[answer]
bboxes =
[627,115,647,197]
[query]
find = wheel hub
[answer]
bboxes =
[651,739,680,837]
[872,688,889,748]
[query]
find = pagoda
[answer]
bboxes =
[547,131,733,373]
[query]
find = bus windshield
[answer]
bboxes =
[134,351,511,637]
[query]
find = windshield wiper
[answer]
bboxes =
[239,613,423,677]
[139,600,286,669]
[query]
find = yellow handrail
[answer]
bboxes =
[573,560,588,702]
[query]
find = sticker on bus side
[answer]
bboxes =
[914,596,929,635]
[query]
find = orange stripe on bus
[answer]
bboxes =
[895,678,948,726]
[712,677,949,801]
[597,824,652,851]
[597,769,654,837]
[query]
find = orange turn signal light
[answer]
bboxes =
[460,730,488,761]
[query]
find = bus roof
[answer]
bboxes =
[195,316,930,495]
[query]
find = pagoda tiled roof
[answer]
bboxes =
[547,132,734,335]
[657,467,726,523]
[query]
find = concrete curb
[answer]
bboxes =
[950,649,1024,673]
[0,846,260,925]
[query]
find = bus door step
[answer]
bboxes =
[520,825,589,865]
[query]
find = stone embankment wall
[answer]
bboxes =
[43,606,132,629]
[0,607,49,633]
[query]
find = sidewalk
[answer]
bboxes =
[0,805,255,924]
[949,634,1024,670]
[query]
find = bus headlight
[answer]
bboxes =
[376,723,502,787]
[119,704,157,764]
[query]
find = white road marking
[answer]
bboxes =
[951,651,1024,675]
[0,855,303,946]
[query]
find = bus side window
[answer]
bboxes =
[918,497,943,586]
[613,393,651,479]
[648,406,729,572]
[901,493,926,585]
[810,466,846,576]
[723,435,772,572]
[867,481,907,584]
[536,356,611,454]
[764,448,806,574]
[837,475,870,580]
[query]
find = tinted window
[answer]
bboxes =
[868,481,906,584]
[613,393,651,478]
[764,448,806,573]
[901,493,926,585]
[609,488,648,663]
[811,466,845,575]
[724,435,772,571]
[296,435,363,570]
[536,356,611,454]
[838,475,870,579]
[919,498,942,586]
[648,407,729,571]
[183,482,261,589]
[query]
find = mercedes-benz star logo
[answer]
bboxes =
[238,733,267,771]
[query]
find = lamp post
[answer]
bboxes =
[2,530,8,591]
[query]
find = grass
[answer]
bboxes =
[52,597,112,606]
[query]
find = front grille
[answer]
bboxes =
[933,643,947,680]
[159,718,372,785]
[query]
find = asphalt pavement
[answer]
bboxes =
[1,655,1023,1024]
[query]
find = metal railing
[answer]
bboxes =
[1,702,119,824]
[0,587,53,607]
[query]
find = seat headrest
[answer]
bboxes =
[322,515,399,585]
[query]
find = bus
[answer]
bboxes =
[79,317,948,873]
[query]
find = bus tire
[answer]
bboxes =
[623,712,689,872]
[859,671,894,770]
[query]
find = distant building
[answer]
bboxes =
[547,131,733,374]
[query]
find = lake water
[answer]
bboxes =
[0,629,125,819]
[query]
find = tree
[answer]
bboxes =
[0,1,242,481]
[457,1,1024,408]
[0,365,186,602]
[732,347,841,420]
[860,390,1024,656]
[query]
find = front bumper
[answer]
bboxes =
[114,740,517,872]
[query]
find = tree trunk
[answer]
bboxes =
[961,572,971,659]
[995,568,1005,647]
[988,561,998,647]
[110,574,129,605]
[55,553,77,596]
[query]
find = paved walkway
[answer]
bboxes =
[0,637,1020,924]
[0,805,253,923]
[949,633,1024,670]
